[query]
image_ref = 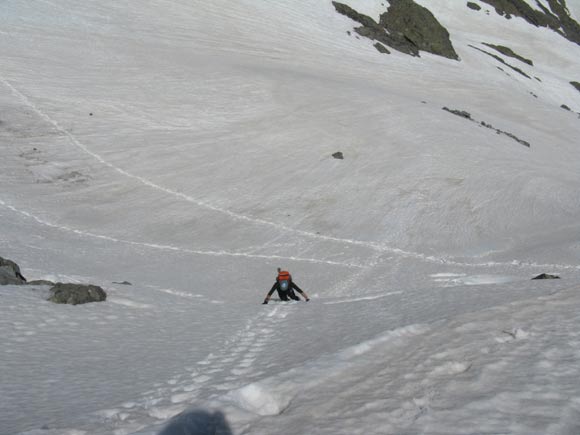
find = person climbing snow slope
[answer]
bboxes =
[262,268,309,304]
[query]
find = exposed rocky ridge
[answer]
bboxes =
[482,43,533,65]
[469,45,531,78]
[333,1,459,60]
[479,0,580,45]
[442,107,531,148]
[571,81,580,92]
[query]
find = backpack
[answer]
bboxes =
[278,270,291,292]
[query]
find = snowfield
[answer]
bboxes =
[1,0,580,434]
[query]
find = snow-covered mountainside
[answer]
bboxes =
[1,1,580,434]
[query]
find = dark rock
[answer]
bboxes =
[482,43,533,65]
[480,0,580,45]
[27,280,56,286]
[501,130,530,147]
[545,0,580,45]
[113,281,132,285]
[561,104,571,111]
[333,2,420,57]
[469,45,531,79]
[374,42,391,54]
[532,273,560,280]
[571,81,580,92]
[442,107,472,119]
[333,2,377,28]
[332,152,344,159]
[0,256,27,285]
[48,283,107,305]
[480,0,558,27]
[380,0,459,60]
[467,2,482,11]
[333,0,458,60]
[443,108,531,148]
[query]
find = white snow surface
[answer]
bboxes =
[1,0,580,434]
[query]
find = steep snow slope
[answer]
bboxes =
[2,0,580,259]
[1,1,580,434]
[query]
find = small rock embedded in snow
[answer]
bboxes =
[532,273,560,280]
[332,151,344,159]
[497,328,530,342]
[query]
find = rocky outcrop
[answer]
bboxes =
[482,43,533,65]
[532,273,560,279]
[0,256,27,285]
[332,151,344,159]
[442,107,531,148]
[442,107,472,119]
[467,2,482,11]
[333,0,459,60]
[571,81,580,93]
[48,283,107,305]
[334,2,419,56]
[480,0,559,25]
[480,0,580,45]
[381,0,459,60]
[544,0,580,45]
[1,257,107,304]
[469,45,531,79]
[374,42,391,54]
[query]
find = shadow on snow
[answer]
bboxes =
[158,409,233,435]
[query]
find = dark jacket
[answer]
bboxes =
[266,278,305,298]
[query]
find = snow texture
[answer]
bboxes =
[1,0,580,434]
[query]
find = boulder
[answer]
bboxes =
[532,273,560,280]
[482,43,533,65]
[467,2,482,11]
[0,256,27,285]
[332,151,344,159]
[48,283,107,305]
